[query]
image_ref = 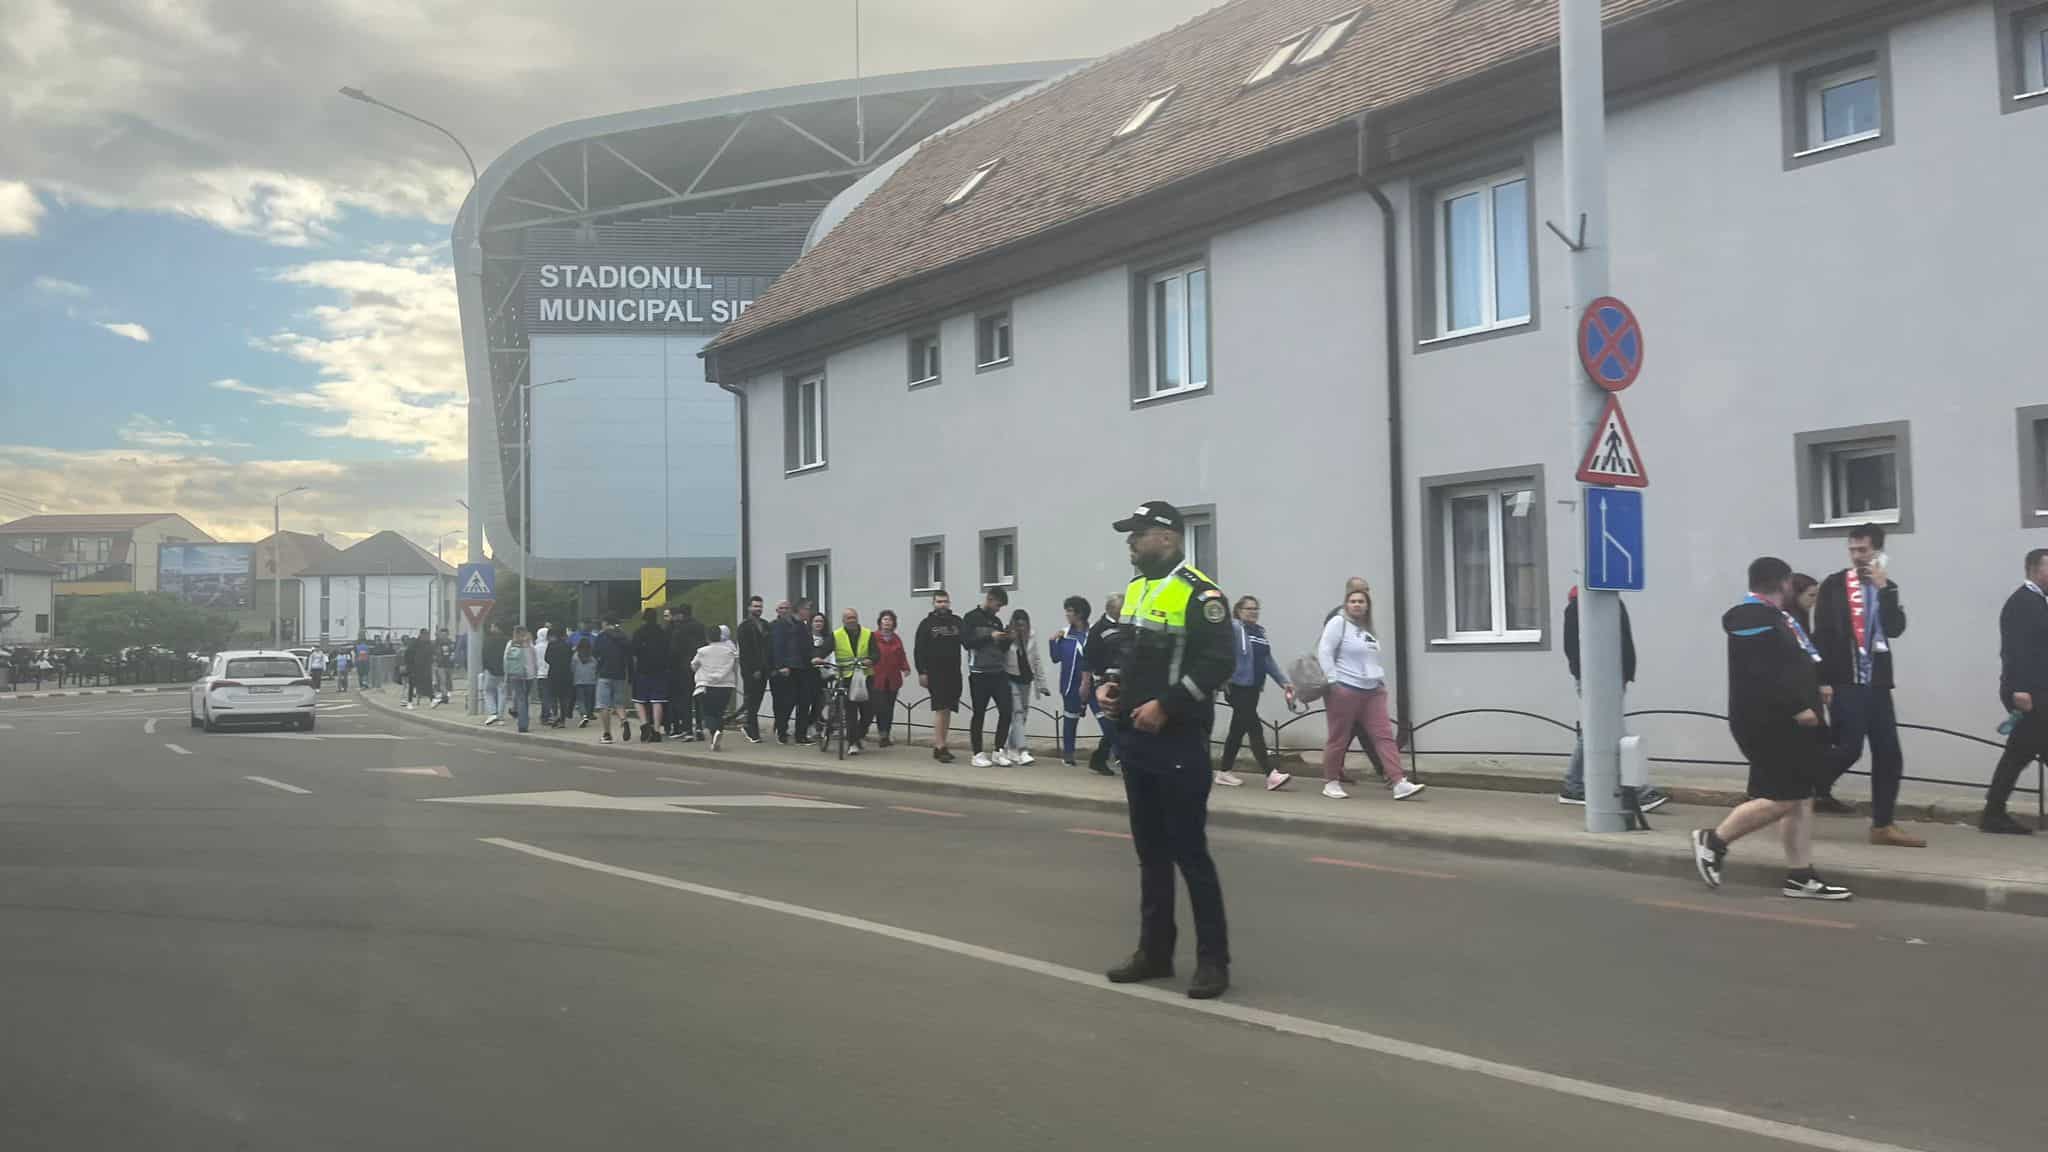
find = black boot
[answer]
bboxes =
[1813,793,1855,815]
[1186,962,1230,1001]
[1980,809,2036,835]
[1105,952,1174,984]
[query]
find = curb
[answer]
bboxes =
[0,684,188,701]
[362,691,2048,921]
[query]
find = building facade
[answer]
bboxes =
[0,544,59,645]
[706,0,2048,786]
[0,513,212,596]
[294,532,457,643]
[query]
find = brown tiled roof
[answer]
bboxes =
[710,0,1676,355]
[0,513,189,533]
[0,542,61,574]
[298,531,455,578]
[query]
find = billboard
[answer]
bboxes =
[158,543,255,609]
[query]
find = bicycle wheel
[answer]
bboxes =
[819,694,838,755]
[836,693,849,761]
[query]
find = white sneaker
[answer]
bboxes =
[1391,779,1427,801]
[848,742,863,756]
[971,753,993,768]
[1214,771,1245,787]
[1322,781,1349,800]
[993,750,1014,767]
[710,731,722,751]
[483,715,500,726]
[1014,750,1034,765]
[1266,771,1293,791]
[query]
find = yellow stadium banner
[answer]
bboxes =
[640,567,668,608]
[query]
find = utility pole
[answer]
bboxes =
[1563,0,1626,833]
[272,486,307,649]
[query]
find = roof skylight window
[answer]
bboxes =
[1245,32,1311,87]
[943,159,1000,208]
[1295,8,1363,66]
[1114,87,1178,139]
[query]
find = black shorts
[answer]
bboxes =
[1734,725,1821,801]
[927,674,962,713]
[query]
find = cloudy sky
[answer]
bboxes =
[0,0,1216,551]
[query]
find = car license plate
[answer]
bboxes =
[248,686,283,694]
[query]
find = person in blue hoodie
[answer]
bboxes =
[1049,596,1093,767]
[1689,556,1852,901]
[1215,595,1295,791]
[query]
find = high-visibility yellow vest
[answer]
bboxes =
[832,626,873,679]
[1120,563,1211,687]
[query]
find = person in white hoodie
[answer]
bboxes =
[1317,584,1425,801]
[690,625,742,751]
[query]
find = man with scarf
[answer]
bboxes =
[1812,523,1922,847]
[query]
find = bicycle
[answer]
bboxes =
[811,657,875,761]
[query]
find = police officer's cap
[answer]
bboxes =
[1113,500,1185,533]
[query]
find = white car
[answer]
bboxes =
[190,650,318,732]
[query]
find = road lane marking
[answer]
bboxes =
[245,776,310,795]
[579,764,616,774]
[162,743,192,756]
[482,837,1921,1152]
[892,805,966,818]
[769,791,825,801]
[52,731,82,736]
[368,766,452,778]
[1633,898,1857,931]
[1066,827,1132,840]
[143,718,159,734]
[425,790,856,814]
[656,776,703,786]
[1309,856,1459,881]
[517,756,547,763]
[0,723,11,730]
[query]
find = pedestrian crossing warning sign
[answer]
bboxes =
[456,562,495,600]
[1576,395,1648,488]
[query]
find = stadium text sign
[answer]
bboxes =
[531,263,756,326]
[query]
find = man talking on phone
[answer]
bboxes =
[1812,522,1922,846]
[1097,501,1236,999]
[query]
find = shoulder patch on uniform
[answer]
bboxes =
[1202,596,1228,623]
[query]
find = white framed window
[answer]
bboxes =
[94,537,111,563]
[1182,506,1217,576]
[911,538,945,595]
[784,371,826,473]
[1143,262,1209,400]
[1441,483,1541,642]
[944,159,999,208]
[908,333,940,386]
[2002,3,2048,103]
[789,553,830,618]
[1816,442,1901,527]
[1295,8,1363,66]
[976,310,1012,369]
[2029,11,2048,93]
[1434,172,1530,338]
[1115,87,1176,139]
[1245,32,1311,87]
[1803,61,1882,151]
[980,530,1018,590]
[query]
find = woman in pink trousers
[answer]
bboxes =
[1317,584,1426,801]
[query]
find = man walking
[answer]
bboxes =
[1560,587,1667,811]
[1983,549,2048,834]
[434,629,454,705]
[769,599,806,743]
[736,595,772,743]
[667,605,708,739]
[592,616,633,744]
[960,588,1014,767]
[1812,524,1922,847]
[915,591,964,763]
[1097,501,1236,999]
[306,645,327,692]
[480,624,505,724]
[834,606,875,755]
[1690,557,1853,900]
[1083,593,1125,776]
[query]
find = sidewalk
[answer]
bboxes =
[361,686,2048,919]
[0,683,188,701]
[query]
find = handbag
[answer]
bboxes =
[1290,619,1331,704]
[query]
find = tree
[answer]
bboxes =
[58,593,235,682]
[676,577,736,634]
[485,573,580,634]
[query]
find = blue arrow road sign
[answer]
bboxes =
[457,562,496,601]
[1584,488,1644,592]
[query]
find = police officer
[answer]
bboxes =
[1096,501,1237,1000]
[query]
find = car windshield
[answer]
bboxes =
[225,658,303,679]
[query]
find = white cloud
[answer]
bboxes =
[0,181,43,236]
[0,441,467,551]
[96,321,152,343]
[31,274,88,297]
[117,414,249,450]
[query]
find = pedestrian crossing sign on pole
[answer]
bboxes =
[1575,395,1648,488]
[457,562,495,599]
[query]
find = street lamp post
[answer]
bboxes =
[434,530,460,561]
[272,486,308,649]
[517,377,575,629]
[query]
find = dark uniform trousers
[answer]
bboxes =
[1989,710,2048,814]
[1121,720,1229,967]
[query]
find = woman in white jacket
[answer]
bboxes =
[690,625,742,751]
[1317,585,1425,801]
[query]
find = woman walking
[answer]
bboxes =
[1217,595,1296,791]
[1317,585,1424,801]
[691,625,742,751]
[797,612,833,743]
[502,627,535,734]
[571,636,598,727]
[1002,608,1050,766]
[869,610,911,748]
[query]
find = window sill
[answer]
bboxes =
[1791,130,1881,159]
[981,580,1017,591]
[975,357,1013,374]
[1134,383,1210,406]
[784,462,828,477]
[911,586,943,597]
[1431,633,1542,647]
[1807,512,1901,530]
[1418,317,1532,349]
[2014,88,2048,104]
[908,374,941,389]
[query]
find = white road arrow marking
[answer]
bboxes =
[420,790,858,814]
[245,775,310,795]
[144,717,159,734]
[368,766,452,778]
[163,743,192,756]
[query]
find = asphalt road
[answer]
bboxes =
[1,692,2040,1152]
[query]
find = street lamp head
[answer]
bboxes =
[339,86,372,103]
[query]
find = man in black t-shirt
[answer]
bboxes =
[914,591,964,763]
